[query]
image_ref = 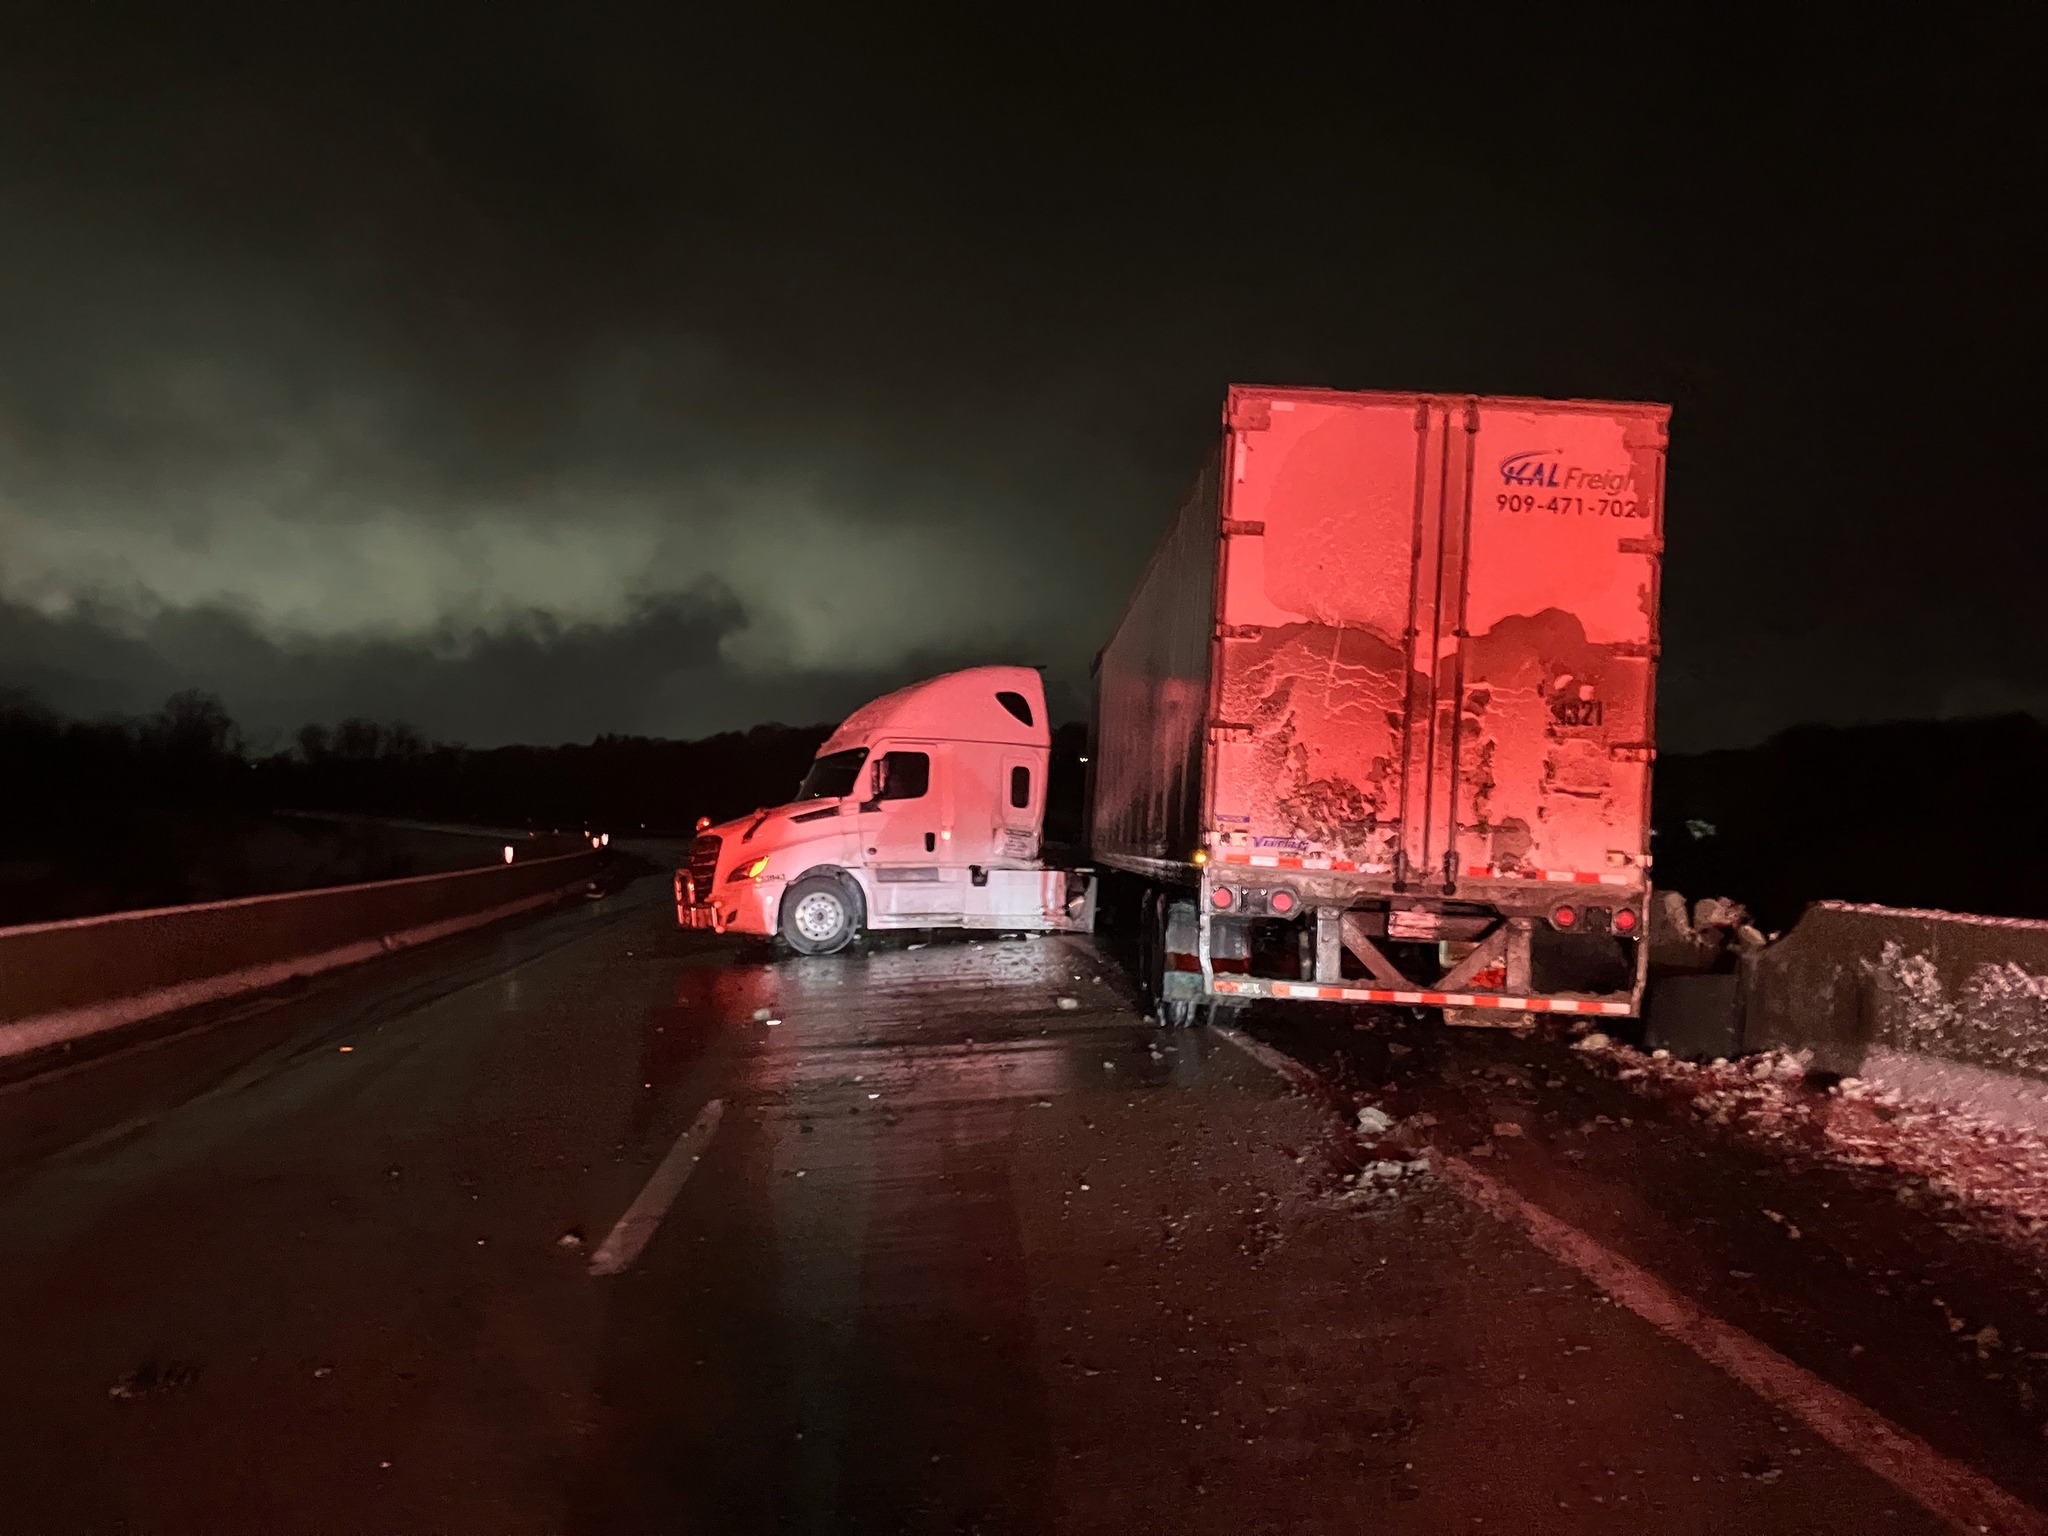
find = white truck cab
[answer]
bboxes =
[676,666,1096,952]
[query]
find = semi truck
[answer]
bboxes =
[675,666,1096,950]
[1091,385,1668,1026]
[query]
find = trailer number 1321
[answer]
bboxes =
[1498,494,1646,519]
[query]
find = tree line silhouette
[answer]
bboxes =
[2,688,837,833]
[8,686,2043,930]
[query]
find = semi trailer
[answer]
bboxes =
[676,666,1096,950]
[1090,385,1669,1026]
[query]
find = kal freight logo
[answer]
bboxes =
[1499,449,1634,493]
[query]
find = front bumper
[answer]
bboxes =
[673,871,779,936]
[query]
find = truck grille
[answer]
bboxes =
[688,834,722,901]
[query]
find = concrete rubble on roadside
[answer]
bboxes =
[1572,1033,2048,1258]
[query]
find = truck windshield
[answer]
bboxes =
[795,747,868,801]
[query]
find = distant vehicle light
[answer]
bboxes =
[695,816,711,832]
[1552,904,1577,928]
[600,833,610,847]
[1613,907,1639,934]
[1212,885,1235,910]
[502,845,515,864]
[1269,887,1299,916]
[1192,849,1208,865]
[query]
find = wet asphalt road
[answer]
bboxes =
[0,873,2038,1532]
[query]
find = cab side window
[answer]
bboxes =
[876,750,930,802]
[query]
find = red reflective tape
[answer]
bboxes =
[1210,976,1629,1016]
[1466,865,1638,886]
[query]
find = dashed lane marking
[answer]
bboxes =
[588,1097,725,1278]
[1212,1025,2048,1536]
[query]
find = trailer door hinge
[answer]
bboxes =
[1216,623,1264,641]
[1618,537,1663,555]
[1608,743,1656,763]
[1221,519,1265,537]
[1209,720,1257,743]
[1608,640,1661,659]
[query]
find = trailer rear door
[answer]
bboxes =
[1208,390,1434,873]
[1208,389,1666,890]
[1443,400,1666,887]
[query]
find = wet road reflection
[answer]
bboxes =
[0,884,1984,1534]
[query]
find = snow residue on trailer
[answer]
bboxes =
[1213,621,1408,861]
[1570,1033,2048,1250]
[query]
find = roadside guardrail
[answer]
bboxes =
[0,849,604,1067]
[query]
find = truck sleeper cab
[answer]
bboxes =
[677,666,1096,952]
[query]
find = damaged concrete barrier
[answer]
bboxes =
[1743,901,2048,1086]
[0,850,604,1067]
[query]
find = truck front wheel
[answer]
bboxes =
[781,874,860,955]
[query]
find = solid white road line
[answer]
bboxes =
[588,1098,725,1278]
[1212,1025,2048,1536]
[1211,1024,1323,1092]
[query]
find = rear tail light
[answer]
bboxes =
[1613,907,1639,934]
[1268,887,1299,916]
[1551,904,1577,929]
[1211,885,1236,910]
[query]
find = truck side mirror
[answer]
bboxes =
[860,761,884,813]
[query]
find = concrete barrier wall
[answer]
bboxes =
[1744,900,2048,1079]
[0,850,603,1063]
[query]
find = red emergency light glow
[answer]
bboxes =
[1613,907,1639,934]
[1212,885,1235,910]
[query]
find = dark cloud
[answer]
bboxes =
[0,5,2041,748]
[0,585,1089,749]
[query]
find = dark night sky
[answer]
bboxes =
[1,5,2040,749]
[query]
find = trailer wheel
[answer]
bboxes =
[1131,888,1157,1012]
[780,874,860,955]
[1138,889,1167,1017]
[1141,891,1202,1028]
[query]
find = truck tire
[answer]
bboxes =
[1143,890,1201,1028]
[780,874,860,955]
[1137,889,1165,1015]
